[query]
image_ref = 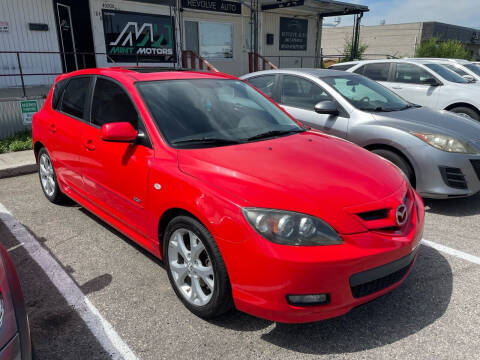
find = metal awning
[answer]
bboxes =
[260,0,369,17]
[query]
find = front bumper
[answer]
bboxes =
[218,191,425,323]
[413,145,480,198]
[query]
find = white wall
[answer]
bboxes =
[181,6,249,76]
[0,0,62,88]
[261,12,319,69]
[321,23,424,59]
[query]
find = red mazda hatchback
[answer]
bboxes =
[32,67,424,323]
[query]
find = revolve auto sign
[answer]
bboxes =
[102,10,175,63]
[181,0,241,14]
[279,17,308,51]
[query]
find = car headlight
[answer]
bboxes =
[242,208,343,246]
[411,132,479,154]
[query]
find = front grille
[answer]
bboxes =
[350,262,412,298]
[439,166,467,189]
[357,209,389,221]
[471,160,480,181]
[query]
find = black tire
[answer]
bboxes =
[371,149,415,187]
[37,147,68,204]
[163,216,233,319]
[449,106,480,121]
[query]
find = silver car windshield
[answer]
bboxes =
[322,75,412,112]
[465,63,480,77]
[136,79,303,148]
[424,64,469,83]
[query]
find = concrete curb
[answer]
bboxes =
[0,163,38,179]
[0,150,37,179]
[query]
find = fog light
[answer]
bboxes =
[287,293,330,306]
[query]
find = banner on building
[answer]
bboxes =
[102,10,175,63]
[279,17,308,51]
[181,0,241,14]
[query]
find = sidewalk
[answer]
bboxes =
[0,150,37,179]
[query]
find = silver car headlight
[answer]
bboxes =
[242,208,343,246]
[411,132,479,154]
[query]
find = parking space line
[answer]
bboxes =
[422,239,480,266]
[0,202,139,360]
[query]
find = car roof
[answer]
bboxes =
[242,68,356,78]
[55,67,237,84]
[406,58,470,64]
[337,58,473,67]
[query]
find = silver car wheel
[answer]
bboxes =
[39,153,55,197]
[168,228,214,306]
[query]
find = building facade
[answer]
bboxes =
[322,21,480,60]
[0,0,367,138]
[0,0,368,88]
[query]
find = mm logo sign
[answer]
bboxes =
[102,10,175,63]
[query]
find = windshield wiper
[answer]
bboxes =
[171,137,243,146]
[245,128,306,142]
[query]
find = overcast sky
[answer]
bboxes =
[336,0,480,29]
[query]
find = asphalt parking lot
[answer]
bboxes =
[0,173,479,359]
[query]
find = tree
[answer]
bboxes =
[415,38,471,60]
[339,35,368,62]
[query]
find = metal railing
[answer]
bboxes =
[248,52,278,73]
[0,50,178,99]
[258,53,398,70]
[181,51,219,72]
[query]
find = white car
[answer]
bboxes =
[331,59,480,120]
[405,58,480,84]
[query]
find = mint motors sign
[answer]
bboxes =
[102,10,175,63]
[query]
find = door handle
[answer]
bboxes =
[83,140,96,151]
[392,86,403,90]
[49,124,56,134]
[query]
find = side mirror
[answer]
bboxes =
[462,74,476,83]
[314,100,339,115]
[422,78,441,87]
[100,122,138,142]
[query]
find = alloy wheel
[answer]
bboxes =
[39,153,56,197]
[168,228,214,306]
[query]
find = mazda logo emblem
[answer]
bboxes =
[396,204,408,226]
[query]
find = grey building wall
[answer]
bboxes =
[322,21,480,60]
[321,22,424,59]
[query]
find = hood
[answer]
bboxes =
[372,107,480,145]
[178,131,406,234]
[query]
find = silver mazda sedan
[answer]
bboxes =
[241,69,480,198]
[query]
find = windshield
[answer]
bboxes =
[322,74,411,112]
[442,63,470,77]
[137,79,302,148]
[465,63,480,77]
[424,63,469,83]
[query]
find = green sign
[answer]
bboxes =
[20,100,38,125]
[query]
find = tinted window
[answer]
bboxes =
[393,63,434,84]
[363,63,390,81]
[60,77,90,118]
[424,63,468,83]
[330,64,355,71]
[91,78,138,128]
[443,64,469,77]
[136,79,300,148]
[247,75,276,97]
[280,75,332,110]
[353,65,365,75]
[52,80,68,110]
[465,63,480,76]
